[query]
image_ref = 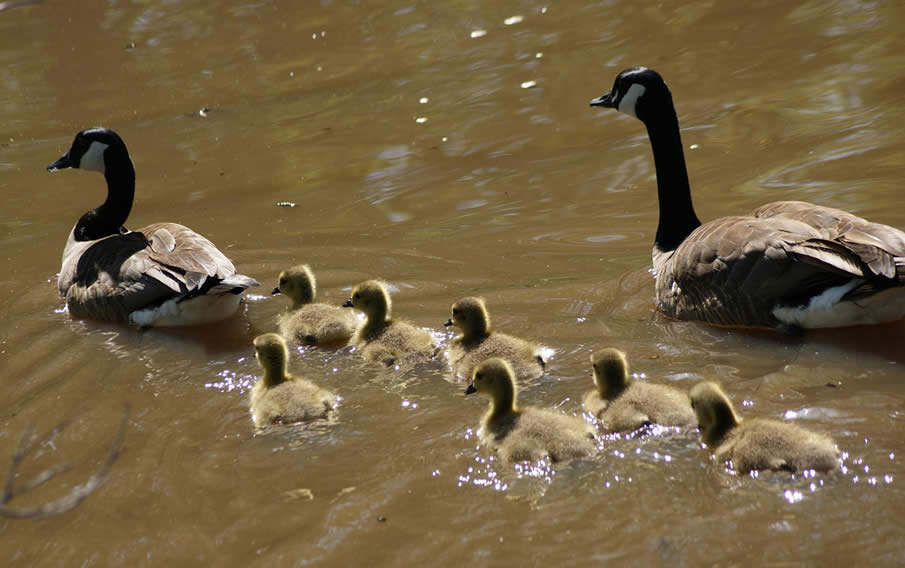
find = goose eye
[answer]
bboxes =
[353,293,360,300]
[279,277,287,285]
[452,308,458,315]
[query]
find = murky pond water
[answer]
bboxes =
[2,0,905,564]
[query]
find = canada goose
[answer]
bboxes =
[445,296,545,382]
[465,358,597,463]
[250,333,338,427]
[272,264,359,346]
[342,280,435,366]
[590,68,905,331]
[583,348,695,432]
[47,128,258,327]
[689,382,840,473]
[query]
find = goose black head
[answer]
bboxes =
[47,127,128,174]
[589,67,671,123]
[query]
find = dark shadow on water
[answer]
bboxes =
[673,316,905,365]
[67,307,261,356]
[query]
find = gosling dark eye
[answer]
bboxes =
[452,308,458,315]
[279,277,287,285]
[354,293,360,300]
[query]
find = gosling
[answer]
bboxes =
[465,358,597,463]
[273,264,359,346]
[583,348,696,432]
[689,382,841,473]
[445,297,545,383]
[250,333,338,427]
[343,280,435,366]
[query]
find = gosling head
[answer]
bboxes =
[272,264,316,307]
[589,67,670,123]
[343,280,392,321]
[254,332,290,385]
[590,348,630,399]
[445,296,490,338]
[47,127,130,175]
[465,358,517,408]
[689,382,741,446]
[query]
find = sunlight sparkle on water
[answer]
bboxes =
[783,489,804,503]
[504,15,523,25]
[470,30,486,38]
[520,80,537,89]
[205,368,255,393]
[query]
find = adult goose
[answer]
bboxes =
[590,68,905,331]
[47,127,259,327]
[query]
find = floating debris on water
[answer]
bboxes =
[198,107,210,117]
[470,29,487,38]
[520,80,537,89]
[504,15,523,25]
[276,201,297,207]
[281,488,314,502]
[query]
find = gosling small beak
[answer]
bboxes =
[444,319,453,327]
[271,287,281,295]
[342,299,353,308]
[589,91,617,108]
[464,383,477,395]
[47,153,73,172]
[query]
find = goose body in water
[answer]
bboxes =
[47,128,258,327]
[445,296,545,383]
[273,264,358,346]
[465,358,597,463]
[343,280,435,366]
[689,382,840,473]
[591,68,905,331]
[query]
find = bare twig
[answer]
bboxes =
[0,405,129,520]
[0,0,44,13]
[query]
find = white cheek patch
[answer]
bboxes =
[80,141,109,173]
[617,83,647,118]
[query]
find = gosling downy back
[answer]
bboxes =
[591,68,905,331]
[48,127,258,327]
[584,348,695,431]
[466,358,596,463]
[689,382,840,473]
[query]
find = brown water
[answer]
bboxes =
[2,0,905,564]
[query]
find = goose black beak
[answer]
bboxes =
[271,287,281,295]
[47,153,73,172]
[444,319,453,327]
[464,383,477,395]
[589,92,616,108]
[342,299,353,308]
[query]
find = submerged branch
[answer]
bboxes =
[0,405,129,520]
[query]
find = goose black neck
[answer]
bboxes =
[644,105,701,252]
[74,147,135,242]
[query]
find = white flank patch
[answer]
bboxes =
[773,282,905,328]
[80,141,109,173]
[617,83,646,118]
[129,293,242,327]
